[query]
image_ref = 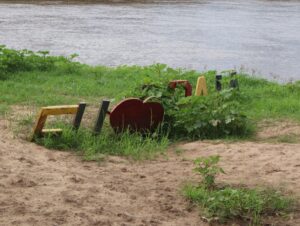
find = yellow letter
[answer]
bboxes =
[195,76,208,96]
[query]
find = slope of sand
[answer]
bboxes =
[0,118,299,226]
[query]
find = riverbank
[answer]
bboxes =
[1,47,300,225]
[1,46,300,153]
[1,47,300,121]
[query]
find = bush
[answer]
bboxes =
[0,45,79,79]
[171,89,251,139]
[132,73,251,139]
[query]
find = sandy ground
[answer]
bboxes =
[0,118,300,226]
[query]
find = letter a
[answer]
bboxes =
[195,76,208,96]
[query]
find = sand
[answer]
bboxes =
[0,118,299,226]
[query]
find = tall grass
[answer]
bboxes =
[36,125,169,160]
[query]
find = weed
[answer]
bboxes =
[183,156,295,225]
[184,185,294,224]
[193,155,224,189]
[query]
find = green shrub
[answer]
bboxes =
[183,156,295,224]
[0,45,79,79]
[171,89,251,139]
[132,73,251,139]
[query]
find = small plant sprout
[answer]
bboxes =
[193,155,225,189]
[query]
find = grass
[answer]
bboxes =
[183,184,295,225]
[1,64,300,122]
[1,46,300,159]
[183,156,296,225]
[237,76,300,121]
[35,124,169,161]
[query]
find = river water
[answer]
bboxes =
[0,0,299,81]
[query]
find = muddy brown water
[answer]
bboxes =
[0,0,299,81]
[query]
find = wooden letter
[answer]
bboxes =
[195,76,208,96]
[94,100,110,135]
[73,102,86,131]
[31,103,86,141]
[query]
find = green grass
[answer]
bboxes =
[183,156,296,225]
[0,63,205,108]
[2,46,300,159]
[35,124,169,161]
[237,76,300,121]
[1,64,300,121]
[183,184,295,225]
